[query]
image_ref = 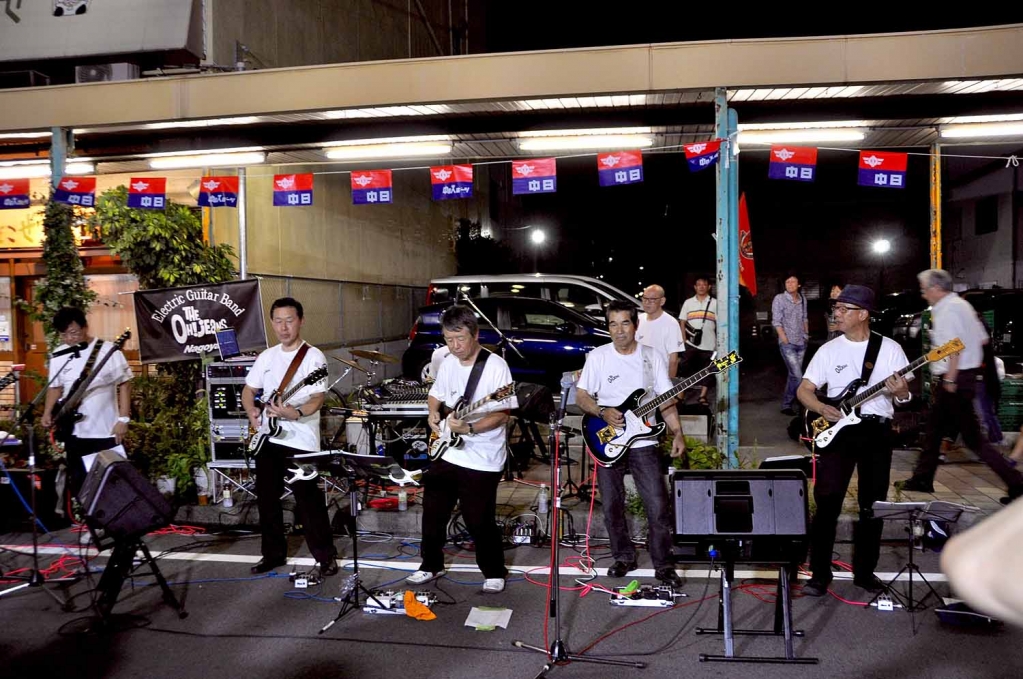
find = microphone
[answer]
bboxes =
[51,342,88,359]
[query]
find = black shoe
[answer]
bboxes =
[781,407,797,416]
[251,557,287,574]
[654,567,682,589]
[853,575,884,593]
[802,578,831,597]
[319,557,339,577]
[607,560,638,578]
[894,478,934,493]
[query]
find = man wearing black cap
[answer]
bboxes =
[796,285,912,597]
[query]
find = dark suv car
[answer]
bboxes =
[402,297,611,389]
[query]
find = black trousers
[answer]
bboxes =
[66,436,117,500]
[255,440,335,563]
[913,370,1023,495]
[418,458,507,579]
[809,419,892,582]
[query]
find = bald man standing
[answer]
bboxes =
[636,284,684,378]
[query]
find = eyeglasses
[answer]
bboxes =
[641,296,663,302]
[833,305,864,314]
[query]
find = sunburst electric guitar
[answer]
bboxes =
[582,351,742,467]
[805,338,964,449]
[428,383,516,461]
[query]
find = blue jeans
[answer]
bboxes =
[779,342,806,409]
[975,385,1003,443]
[596,445,674,569]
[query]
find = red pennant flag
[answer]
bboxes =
[738,193,757,296]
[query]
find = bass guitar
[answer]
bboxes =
[582,351,742,467]
[428,383,516,461]
[247,366,328,455]
[804,338,964,449]
[51,329,132,444]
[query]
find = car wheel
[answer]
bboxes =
[417,360,431,383]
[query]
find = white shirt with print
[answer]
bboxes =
[637,312,685,361]
[803,334,910,419]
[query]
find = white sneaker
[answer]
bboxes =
[406,569,445,585]
[482,578,506,593]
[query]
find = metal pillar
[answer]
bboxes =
[725,108,740,466]
[929,143,942,269]
[49,127,70,190]
[238,167,248,280]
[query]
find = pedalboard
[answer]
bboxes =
[609,584,686,608]
[362,589,438,615]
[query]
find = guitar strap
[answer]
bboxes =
[458,348,491,409]
[76,339,105,387]
[857,331,884,396]
[276,342,311,397]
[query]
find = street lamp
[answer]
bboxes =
[872,238,891,294]
[530,228,546,272]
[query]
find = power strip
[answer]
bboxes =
[609,585,686,608]
[362,590,437,615]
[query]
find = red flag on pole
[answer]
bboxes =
[738,193,757,296]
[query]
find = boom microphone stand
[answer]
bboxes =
[0,359,80,606]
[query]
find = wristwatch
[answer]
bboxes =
[467,422,475,435]
[598,406,607,418]
[116,416,130,424]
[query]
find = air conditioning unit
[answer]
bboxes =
[75,63,139,84]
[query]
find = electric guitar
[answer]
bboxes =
[247,366,328,455]
[428,383,516,461]
[805,338,964,449]
[583,351,742,467]
[51,329,132,444]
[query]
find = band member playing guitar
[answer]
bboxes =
[796,285,911,598]
[241,297,334,576]
[41,307,132,502]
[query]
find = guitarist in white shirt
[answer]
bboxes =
[796,285,911,597]
[242,298,333,576]
[406,304,516,594]
[41,307,132,503]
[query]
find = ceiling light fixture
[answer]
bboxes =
[145,117,261,130]
[940,121,1023,139]
[0,162,94,179]
[148,151,266,170]
[737,128,865,144]
[323,135,452,160]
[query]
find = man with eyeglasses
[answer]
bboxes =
[897,269,1023,505]
[41,307,133,502]
[796,285,911,597]
[636,284,684,379]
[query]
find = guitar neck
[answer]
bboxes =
[60,342,118,413]
[455,393,492,419]
[845,355,928,409]
[634,364,717,418]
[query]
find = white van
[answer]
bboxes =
[426,274,642,317]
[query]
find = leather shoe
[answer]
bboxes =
[655,567,682,589]
[802,578,831,597]
[319,557,339,577]
[251,557,286,574]
[853,574,884,593]
[607,560,638,578]
[894,478,934,493]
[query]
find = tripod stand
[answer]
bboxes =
[513,398,644,677]
[868,501,972,619]
[319,451,402,634]
[0,364,78,607]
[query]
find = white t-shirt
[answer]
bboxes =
[429,350,516,472]
[930,292,989,374]
[427,345,451,381]
[49,338,133,439]
[578,343,673,449]
[637,312,685,361]
[679,295,718,351]
[245,342,327,452]
[803,334,910,418]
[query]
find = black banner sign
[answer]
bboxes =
[133,279,267,364]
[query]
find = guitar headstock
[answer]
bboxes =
[305,367,328,384]
[709,351,743,373]
[0,371,18,391]
[926,338,965,363]
[112,328,132,349]
[492,383,516,401]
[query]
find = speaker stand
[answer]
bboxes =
[93,537,187,625]
[696,562,818,665]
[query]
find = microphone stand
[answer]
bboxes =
[0,359,80,606]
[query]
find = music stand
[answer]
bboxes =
[868,500,976,617]
[310,451,412,634]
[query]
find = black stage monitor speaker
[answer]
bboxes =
[77,451,173,540]
[673,469,809,565]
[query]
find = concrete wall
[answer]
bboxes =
[948,166,1019,289]
[208,0,455,69]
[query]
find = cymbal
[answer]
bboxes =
[332,356,369,373]
[351,349,399,364]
